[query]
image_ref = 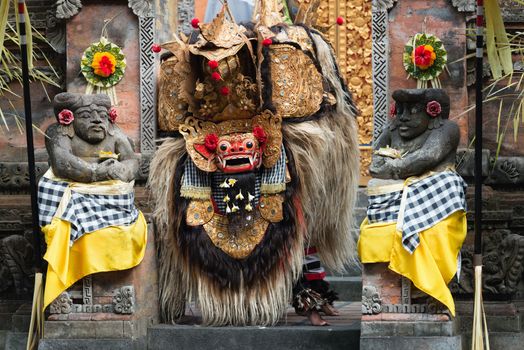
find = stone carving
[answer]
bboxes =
[0,162,48,190]
[128,0,154,18]
[487,157,524,185]
[382,301,445,314]
[113,286,135,314]
[138,17,157,154]
[370,89,459,179]
[55,0,83,19]
[450,229,524,295]
[362,285,383,315]
[371,9,389,145]
[83,275,93,305]
[0,234,34,296]
[49,292,73,314]
[500,0,524,22]
[46,93,139,183]
[372,0,397,12]
[177,0,195,34]
[46,9,66,54]
[449,0,475,12]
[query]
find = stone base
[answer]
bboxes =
[361,335,463,350]
[38,338,137,350]
[41,225,158,348]
[360,320,462,350]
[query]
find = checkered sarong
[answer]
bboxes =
[38,175,139,243]
[367,171,467,253]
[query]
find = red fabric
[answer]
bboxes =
[304,271,326,281]
[304,246,318,255]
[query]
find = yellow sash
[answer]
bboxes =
[41,170,147,310]
[358,210,466,316]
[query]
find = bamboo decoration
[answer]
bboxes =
[472,0,489,349]
[15,1,44,349]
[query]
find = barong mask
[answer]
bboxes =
[180,111,282,173]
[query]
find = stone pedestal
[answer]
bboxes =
[360,263,462,349]
[39,225,158,350]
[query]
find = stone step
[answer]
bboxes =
[326,276,362,302]
[148,323,360,350]
[38,338,137,350]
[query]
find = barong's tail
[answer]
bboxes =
[283,32,360,272]
[149,138,306,326]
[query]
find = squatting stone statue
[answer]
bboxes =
[359,88,467,319]
[370,88,460,179]
[45,93,138,183]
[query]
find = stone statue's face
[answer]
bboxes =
[73,105,110,144]
[396,102,430,140]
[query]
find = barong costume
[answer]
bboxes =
[150,2,360,326]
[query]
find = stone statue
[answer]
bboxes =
[370,88,460,179]
[45,93,138,183]
[360,88,467,319]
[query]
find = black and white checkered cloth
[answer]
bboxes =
[38,175,139,242]
[181,148,287,213]
[367,170,467,254]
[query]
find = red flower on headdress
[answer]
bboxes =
[426,100,442,117]
[262,38,273,47]
[336,17,344,25]
[191,18,200,29]
[204,133,219,152]
[211,72,222,81]
[219,86,230,96]
[58,109,74,125]
[389,101,396,118]
[151,44,161,53]
[208,60,219,70]
[253,126,267,144]
[109,107,118,123]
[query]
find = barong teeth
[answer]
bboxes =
[220,180,230,188]
[249,157,253,166]
[235,190,244,200]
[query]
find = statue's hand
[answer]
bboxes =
[370,157,401,180]
[370,156,387,177]
[107,161,134,182]
[94,159,117,181]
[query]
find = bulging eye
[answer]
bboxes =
[219,142,228,152]
[246,141,253,149]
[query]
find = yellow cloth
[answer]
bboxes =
[42,212,147,310]
[358,210,466,316]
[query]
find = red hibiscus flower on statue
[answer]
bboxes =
[109,107,118,123]
[58,109,74,125]
[426,100,442,117]
[389,101,396,118]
